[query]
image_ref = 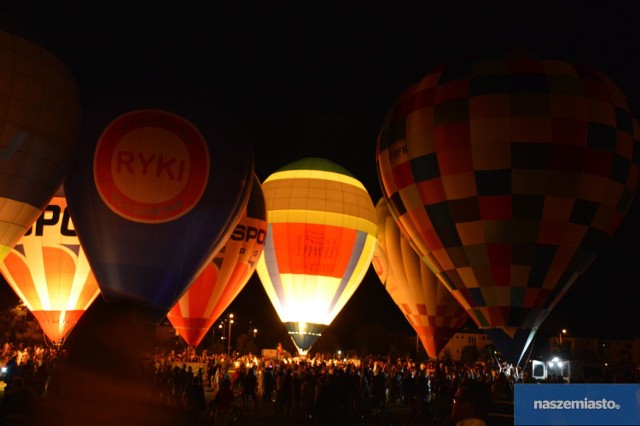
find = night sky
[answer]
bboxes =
[1,2,639,351]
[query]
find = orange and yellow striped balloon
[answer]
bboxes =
[373,198,468,359]
[0,189,101,343]
[167,176,266,347]
[256,158,377,354]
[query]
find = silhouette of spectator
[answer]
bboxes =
[242,366,258,411]
[446,380,491,426]
[212,378,234,426]
[370,366,387,408]
[486,375,514,426]
[430,381,454,426]
[184,376,206,426]
[0,377,35,425]
[262,365,275,403]
[2,356,18,390]
[314,371,348,426]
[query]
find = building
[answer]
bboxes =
[439,330,494,362]
[549,335,640,366]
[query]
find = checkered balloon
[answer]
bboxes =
[376,49,640,364]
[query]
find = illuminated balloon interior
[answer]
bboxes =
[257,158,377,354]
[373,197,468,359]
[167,175,267,347]
[0,191,101,343]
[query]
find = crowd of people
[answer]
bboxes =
[125,346,520,426]
[1,341,639,425]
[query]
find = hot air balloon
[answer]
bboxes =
[0,26,82,261]
[167,174,267,348]
[256,158,377,355]
[376,50,640,365]
[64,108,253,323]
[373,197,468,359]
[0,188,100,344]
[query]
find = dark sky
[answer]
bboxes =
[1,2,640,348]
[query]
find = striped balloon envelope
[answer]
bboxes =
[376,50,640,365]
[167,175,266,348]
[0,188,101,344]
[256,158,377,354]
[0,28,82,261]
[373,197,468,359]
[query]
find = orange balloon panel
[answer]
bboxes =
[0,29,82,260]
[0,193,100,342]
[374,198,467,358]
[167,176,266,347]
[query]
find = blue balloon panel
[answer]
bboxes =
[65,107,254,322]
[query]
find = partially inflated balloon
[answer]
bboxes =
[167,175,266,347]
[376,50,640,364]
[0,188,100,343]
[257,158,377,354]
[65,108,253,322]
[0,27,82,260]
[373,198,468,359]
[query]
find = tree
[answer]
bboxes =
[312,329,340,354]
[461,345,479,365]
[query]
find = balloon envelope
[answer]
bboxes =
[0,28,82,260]
[65,108,253,322]
[0,189,100,343]
[376,50,640,364]
[167,175,267,347]
[373,197,468,359]
[256,158,377,354]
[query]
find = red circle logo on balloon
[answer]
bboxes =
[93,110,210,223]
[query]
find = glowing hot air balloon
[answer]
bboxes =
[0,27,82,260]
[0,188,100,343]
[65,108,253,322]
[256,158,377,355]
[376,50,640,365]
[373,197,468,359]
[167,175,266,348]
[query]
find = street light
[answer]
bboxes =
[253,328,258,339]
[559,328,567,344]
[227,313,234,356]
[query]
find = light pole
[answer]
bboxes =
[227,314,234,356]
[559,328,567,345]
[253,328,258,339]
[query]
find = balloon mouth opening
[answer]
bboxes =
[284,322,327,353]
